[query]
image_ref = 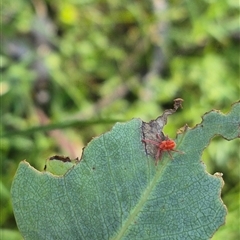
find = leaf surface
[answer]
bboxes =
[11,102,240,240]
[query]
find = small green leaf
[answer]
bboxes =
[45,160,76,176]
[11,101,240,240]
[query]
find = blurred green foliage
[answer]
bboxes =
[1,0,239,239]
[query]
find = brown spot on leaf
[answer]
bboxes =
[141,98,183,159]
[177,124,189,134]
[49,155,71,162]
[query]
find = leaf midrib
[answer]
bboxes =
[112,158,170,240]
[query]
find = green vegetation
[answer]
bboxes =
[1,0,239,239]
[11,102,239,239]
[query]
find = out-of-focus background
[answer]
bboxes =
[1,0,239,239]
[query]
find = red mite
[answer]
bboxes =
[142,134,183,165]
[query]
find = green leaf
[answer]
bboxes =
[43,156,77,176]
[0,229,23,240]
[11,101,240,240]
